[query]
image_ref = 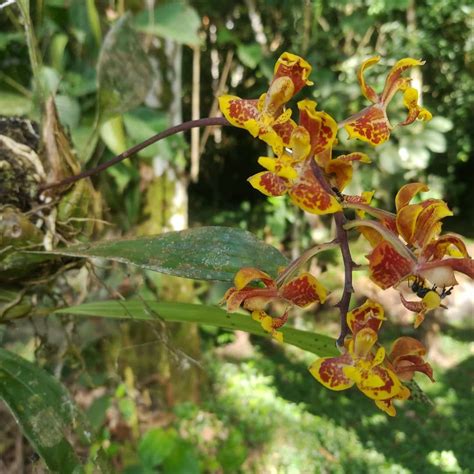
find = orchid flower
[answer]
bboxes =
[376,336,433,416]
[309,300,403,402]
[223,267,327,342]
[341,57,432,146]
[218,52,313,155]
[355,183,473,326]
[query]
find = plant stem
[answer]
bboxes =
[17,0,43,104]
[276,240,339,286]
[40,116,229,192]
[344,219,416,263]
[309,159,355,347]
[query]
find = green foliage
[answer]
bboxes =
[0,0,472,471]
[97,14,153,121]
[55,300,337,357]
[134,1,201,46]
[44,226,288,281]
[0,349,85,473]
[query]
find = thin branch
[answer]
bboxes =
[276,240,339,286]
[39,116,229,192]
[309,159,355,347]
[190,45,201,182]
[342,201,396,220]
[344,219,416,262]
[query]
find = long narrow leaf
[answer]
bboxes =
[55,301,338,357]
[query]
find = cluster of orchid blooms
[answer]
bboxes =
[219,52,474,415]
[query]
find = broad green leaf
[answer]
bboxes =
[0,348,83,473]
[55,300,338,357]
[97,14,153,120]
[134,2,201,46]
[237,43,263,69]
[41,227,288,281]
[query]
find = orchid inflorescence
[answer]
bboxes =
[219,52,474,415]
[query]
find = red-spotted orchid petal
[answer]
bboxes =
[367,241,414,289]
[280,272,327,306]
[347,299,386,334]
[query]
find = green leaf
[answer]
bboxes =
[41,227,288,281]
[54,300,338,357]
[162,439,200,474]
[237,43,263,69]
[123,108,170,159]
[134,2,201,46]
[97,14,153,120]
[0,92,32,116]
[0,348,83,473]
[139,428,177,468]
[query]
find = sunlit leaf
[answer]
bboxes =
[41,227,289,281]
[134,2,201,46]
[55,300,338,357]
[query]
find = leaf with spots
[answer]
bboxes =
[39,226,288,282]
[0,349,89,473]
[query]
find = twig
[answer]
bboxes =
[309,159,355,347]
[276,240,339,286]
[39,116,229,192]
[190,45,201,182]
[199,50,234,154]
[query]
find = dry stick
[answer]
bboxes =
[39,116,230,192]
[199,50,234,155]
[309,159,356,347]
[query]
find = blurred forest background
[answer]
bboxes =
[0,0,473,472]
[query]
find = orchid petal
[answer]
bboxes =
[353,327,378,358]
[309,353,355,391]
[393,355,434,382]
[273,52,313,95]
[344,105,391,146]
[422,233,469,261]
[367,241,414,289]
[347,299,385,334]
[218,96,260,135]
[418,258,474,281]
[395,182,429,211]
[357,56,381,103]
[356,365,402,401]
[396,203,425,245]
[326,153,371,191]
[280,272,327,306]
[375,398,397,416]
[272,118,297,147]
[414,201,453,248]
[289,167,342,215]
[248,171,290,197]
[297,100,338,155]
[381,58,425,105]
[234,267,275,289]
